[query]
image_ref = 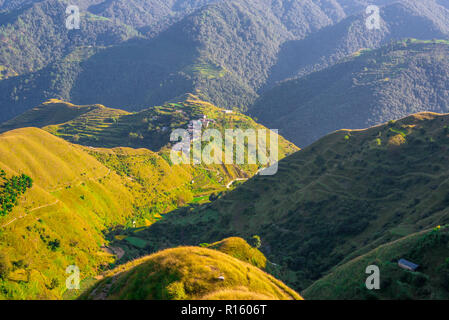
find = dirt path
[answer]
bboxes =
[102,246,125,260]
[49,169,111,193]
[226,178,248,189]
[0,200,60,228]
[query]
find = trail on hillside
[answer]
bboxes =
[0,200,60,228]
[226,178,248,189]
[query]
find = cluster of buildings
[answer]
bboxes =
[187,115,216,134]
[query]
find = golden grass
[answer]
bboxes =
[83,245,302,300]
[206,237,267,269]
[0,128,141,299]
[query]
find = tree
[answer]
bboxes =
[251,235,261,249]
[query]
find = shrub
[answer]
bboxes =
[0,252,11,280]
[250,235,261,249]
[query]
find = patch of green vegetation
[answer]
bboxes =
[125,237,148,249]
[0,169,33,216]
[186,61,228,79]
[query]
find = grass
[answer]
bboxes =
[134,111,449,293]
[206,237,267,269]
[0,96,299,299]
[81,240,302,300]
[124,237,148,249]
[0,128,149,299]
[303,226,449,300]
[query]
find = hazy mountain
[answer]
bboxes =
[0,0,347,123]
[265,0,449,87]
[0,96,298,299]
[1,0,448,125]
[252,41,449,147]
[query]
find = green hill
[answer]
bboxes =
[0,96,298,299]
[204,237,267,270]
[0,96,297,155]
[1,1,448,123]
[265,0,449,87]
[303,226,449,300]
[81,238,302,300]
[132,112,449,292]
[0,127,250,299]
[0,127,140,299]
[253,41,449,147]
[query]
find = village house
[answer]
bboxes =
[398,259,419,271]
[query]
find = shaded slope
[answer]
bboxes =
[303,226,449,300]
[265,0,449,86]
[135,112,449,291]
[253,41,449,147]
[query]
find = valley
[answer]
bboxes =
[0,0,448,302]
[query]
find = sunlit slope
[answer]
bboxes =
[0,99,129,134]
[205,237,267,270]
[0,127,143,299]
[0,96,298,214]
[82,243,302,300]
[135,112,449,291]
[0,95,298,157]
[0,127,250,299]
[303,226,449,300]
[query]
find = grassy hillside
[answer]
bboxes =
[0,127,140,299]
[0,96,297,155]
[253,41,449,147]
[204,237,267,270]
[303,226,449,300]
[0,127,243,299]
[81,239,302,300]
[0,96,298,299]
[132,112,449,292]
[0,97,298,212]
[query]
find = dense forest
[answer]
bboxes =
[252,40,449,147]
[1,0,448,124]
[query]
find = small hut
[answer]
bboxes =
[398,259,419,271]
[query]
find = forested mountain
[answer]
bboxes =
[131,112,449,293]
[0,0,343,123]
[4,0,447,124]
[265,0,449,87]
[252,41,449,147]
[0,0,139,78]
